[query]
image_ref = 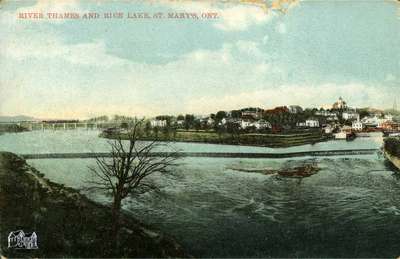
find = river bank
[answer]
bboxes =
[383,137,400,171]
[0,152,188,258]
[101,130,331,148]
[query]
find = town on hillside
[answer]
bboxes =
[81,97,397,147]
[4,97,398,146]
[107,97,399,137]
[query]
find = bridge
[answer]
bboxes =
[20,149,380,160]
[0,121,120,131]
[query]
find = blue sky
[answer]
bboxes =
[0,0,399,119]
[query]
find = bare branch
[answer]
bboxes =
[88,119,181,212]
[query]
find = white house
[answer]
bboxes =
[361,115,392,128]
[315,110,337,117]
[342,111,360,121]
[323,125,334,134]
[240,120,253,129]
[326,114,339,121]
[241,108,263,119]
[361,115,380,126]
[305,119,320,128]
[315,110,339,121]
[219,118,227,126]
[207,117,215,126]
[253,119,272,129]
[334,131,347,139]
[385,114,393,121]
[352,120,364,131]
[296,122,307,127]
[176,119,184,126]
[150,119,167,127]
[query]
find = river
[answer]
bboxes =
[1,130,400,257]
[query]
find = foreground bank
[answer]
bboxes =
[0,152,187,258]
[383,137,400,171]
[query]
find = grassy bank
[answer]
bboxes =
[383,137,400,157]
[0,152,187,258]
[383,137,400,171]
[101,130,331,148]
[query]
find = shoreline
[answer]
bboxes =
[18,149,379,160]
[383,150,400,171]
[382,137,400,172]
[100,130,332,148]
[0,152,188,258]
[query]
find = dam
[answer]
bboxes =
[20,149,379,160]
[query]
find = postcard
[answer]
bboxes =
[0,0,400,258]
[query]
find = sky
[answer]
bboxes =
[0,0,399,119]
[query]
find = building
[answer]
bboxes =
[240,120,253,129]
[361,115,381,127]
[361,114,393,128]
[334,131,347,139]
[8,230,38,249]
[150,119,167,127]
[342,111,360,121]
[253,119,272,129]
[385,114,393,121]
[296,122,307,127]
[315,110,339,121]
[352,120,364,131]
[239,115,255,129]
[199,117,214,126]
[323,125,334,134]
[241,108,263,119]
[176,119,184,126]
[305,119,320,128]
[326,114,339,121]
[218,118,227,126]
[379,121,400,131]
[288,105,303,114]
[207,117,215,126]
[332,97,348,110]
[315,110,337,117]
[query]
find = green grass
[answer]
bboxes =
[102,130,330,148]
[384,137,400,157]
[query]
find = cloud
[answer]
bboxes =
[385,73,396,82]
[158,0,275,31]
[214,4,274,31]
[1,0,397,118]
[18,0,80,13]
[262,35,269,44]
[276,22,287,34]
[184,83,395,114]
[9,23,391,119]
[1,31,126,68]
[0,27,281,118]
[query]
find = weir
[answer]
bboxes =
[20,149,379,160]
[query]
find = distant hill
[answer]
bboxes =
[0,115,37,122]
[384,109,400,116]
[358,107,400,116]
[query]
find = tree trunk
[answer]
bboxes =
[111,194,122,252]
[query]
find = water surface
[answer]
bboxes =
[1,131,399,257]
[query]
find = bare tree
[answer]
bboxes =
[87,119,180,241]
